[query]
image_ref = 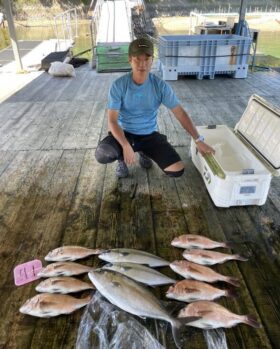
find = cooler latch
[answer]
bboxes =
[242,169,255,175]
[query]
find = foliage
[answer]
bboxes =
[0,28,10,50]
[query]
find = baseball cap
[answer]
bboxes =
[128,38,154,57]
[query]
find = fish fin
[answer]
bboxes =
[184,287,199,293]
[51,279,64,285]
[224,241,234,248]
[177,316,202,324]
[198,310,213,316]
[188,265,201,273]
[122,266,132,271]
[39,300,57,309]
[225,287,238,299]
[245,315,261,328]
[53,263,65,269]
[200,253,212,259]
[120,252,129,256]
[236,254,249,262]
[225,276,240,287]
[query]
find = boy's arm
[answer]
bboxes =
[108,109,136,164]
[171,105,215,156]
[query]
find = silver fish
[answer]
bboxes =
[170,260,240,287]
[171,234,231,250]
[166,280,237,302]
[98,248,169,267]
[38,262,92,277]
[88,269,200,349]
[183,249,248,265]
[45,246,105,262]
[35,276,94,294]
[178,301,261,329]
[102,262,175,286]
[20,293,91,318]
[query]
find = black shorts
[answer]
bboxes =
[99,131,181,170]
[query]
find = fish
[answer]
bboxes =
[171,234,231,250]
[101,262,176,286]
[98,248,169,267]
[169,260,240,287]
[35,276,94,294]
[88,269,200,349]
[178,301,261,329]
[19,293,91,318]
[166,279,237,302]
[182,249,248,265]
[45,246,105,262]
[37,262,92,278]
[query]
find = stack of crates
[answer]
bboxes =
[96,43,131,73]
[158,34,252,80]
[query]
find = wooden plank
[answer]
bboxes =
[0,150,85,348]
[0,150,64,348]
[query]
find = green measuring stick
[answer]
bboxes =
[204,154,226,179]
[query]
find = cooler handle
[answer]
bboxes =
[204,154,226,180]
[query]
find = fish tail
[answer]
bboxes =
[223,241,234,248]
[171,316,200,349]
[235,254,249,262]
[224,276,240,287]
[225,287,238,299]
[244,315,261,328]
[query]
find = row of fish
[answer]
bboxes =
[20,247,173,318]
[168,234,261,331]
[20,239,261,340]
[20,245,103,318]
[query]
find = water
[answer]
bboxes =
[15,21,93,59]
[3,16,280,67]
[203,329,229,349]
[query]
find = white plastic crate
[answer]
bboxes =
[191,95,280,207]
[158,34,252,80]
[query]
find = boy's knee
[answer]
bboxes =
[164,168,185,178]
[95,143,119,164]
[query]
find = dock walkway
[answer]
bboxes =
[0,65,280,349]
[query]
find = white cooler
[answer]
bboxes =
[191,94,280,207]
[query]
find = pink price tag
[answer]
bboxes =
[13,259,43,286]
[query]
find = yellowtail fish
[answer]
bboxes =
[88,269,200,349]
[98,248,169,267]
[171,234,231,249]
[20,293,91,318]
[45,246,105,262]
[38,262,92,277]
[183,249,248,265]
[35,276,94,294]
[166,279,237,302]
[102,262,175,286]
[169,260,240,287]
[178,300,261,329]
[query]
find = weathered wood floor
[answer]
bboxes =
[0,65,280,349]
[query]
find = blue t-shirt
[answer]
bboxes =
[107,72,180,135]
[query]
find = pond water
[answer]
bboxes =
[15,21,93,60]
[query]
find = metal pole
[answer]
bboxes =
[236,0,247,35]
[3,0,24,71]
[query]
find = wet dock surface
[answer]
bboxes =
[0,65,280,348]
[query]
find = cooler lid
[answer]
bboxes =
[235,94,280,174]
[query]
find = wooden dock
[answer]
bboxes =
[0,66,280,349]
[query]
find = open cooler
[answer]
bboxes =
[191,95,280,207]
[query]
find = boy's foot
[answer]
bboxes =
[116,160,129,178]
[139,152,153,169]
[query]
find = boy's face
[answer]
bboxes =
[129,53,153,75]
